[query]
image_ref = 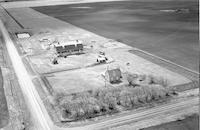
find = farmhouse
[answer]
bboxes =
[105,68,122,83]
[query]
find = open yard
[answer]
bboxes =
[45,65,106,94]
[28,51,114,74]
[16,29,115,74]
[44,50,190,95]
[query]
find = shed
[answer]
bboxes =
[16,32,31,38]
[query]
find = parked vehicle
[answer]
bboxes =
[97,55,108,63]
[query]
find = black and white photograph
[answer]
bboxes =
[0,0,199,130]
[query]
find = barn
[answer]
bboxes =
[54,40,83,56]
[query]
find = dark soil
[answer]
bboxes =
[141,114,199,130]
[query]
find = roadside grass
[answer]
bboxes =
[0,67,9,128]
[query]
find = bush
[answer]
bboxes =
[54,92,66,105]
[127,73,138,86]
[150,76,169,87]
[141,86,153,102]
[126,73,169,87]
[149,84,167,100]
[103,92,118,110]
[119,90,134,107]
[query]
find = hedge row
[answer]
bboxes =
[55,84,172,121]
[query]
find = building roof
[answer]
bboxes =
[54,40,83,47]
[106,68,122,81]
[55,44,83,53]
[16,32,31,38]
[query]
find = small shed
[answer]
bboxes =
[105,68,122,83]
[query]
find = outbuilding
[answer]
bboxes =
[16,32,31,39]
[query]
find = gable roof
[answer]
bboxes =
[54,40,83,47]
[107,68,121,78]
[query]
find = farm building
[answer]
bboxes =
[54,40,83,57]
[105,68,122,83]
[15,32,31,38]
